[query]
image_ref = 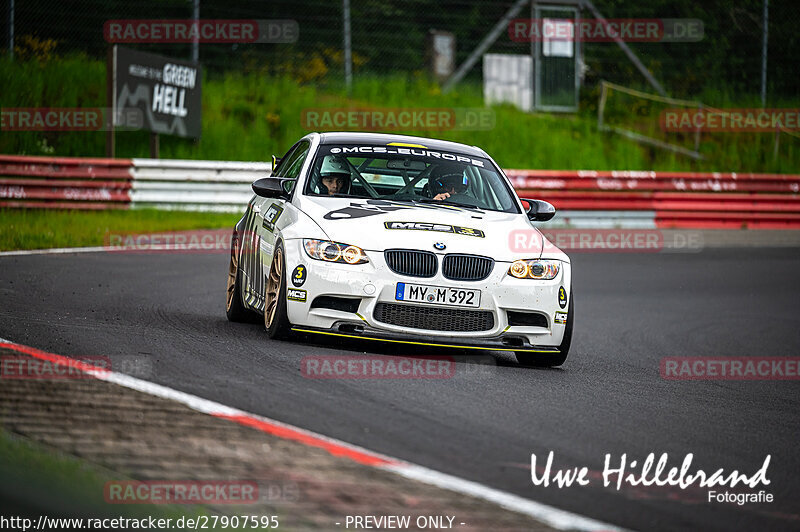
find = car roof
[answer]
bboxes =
[317,132,487,158]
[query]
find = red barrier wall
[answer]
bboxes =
[2,156,799,229]
[507,170,800,229]
[0,155,133,210]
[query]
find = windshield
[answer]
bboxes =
[304,144,520,213]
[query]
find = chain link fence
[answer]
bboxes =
[581,0,798,102]
[1,1,798,100]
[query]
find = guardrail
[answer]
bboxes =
[509,170,800,229]
[0,156,271,212]
[131,158,271,212]
[0,155,133,210]
[2,156,799,229]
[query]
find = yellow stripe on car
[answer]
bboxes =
[386,142,428,148]
[291,328,560,353]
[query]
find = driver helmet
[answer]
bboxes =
[430,163,468,196]
[319,155,351,194]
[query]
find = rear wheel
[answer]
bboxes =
[226,232,258,322]
[516,291,573,368]
[264,242,293,339]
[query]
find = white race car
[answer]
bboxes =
[226,132,573,366]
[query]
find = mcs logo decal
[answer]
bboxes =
[384,221,485,238]
[287,288,307,302]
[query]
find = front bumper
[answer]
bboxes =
[290,324,562,353]
[283,239,571,348]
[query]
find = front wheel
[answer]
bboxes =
[264,242,293,339]
[516,291,573,368]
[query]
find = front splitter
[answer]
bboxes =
[291,325,561,353]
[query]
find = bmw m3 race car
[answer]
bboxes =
[226,132,573,366]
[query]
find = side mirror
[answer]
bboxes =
[522,198,556,222]
[252,178,289,199]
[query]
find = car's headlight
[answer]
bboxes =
[303,239,369,264]
[508,259,560,280]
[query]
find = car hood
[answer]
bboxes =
[296,196,545,261]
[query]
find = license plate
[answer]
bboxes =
[395,282,481,308]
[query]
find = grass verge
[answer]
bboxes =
[0,209,240,251]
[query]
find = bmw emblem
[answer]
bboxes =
[433,242,446,250]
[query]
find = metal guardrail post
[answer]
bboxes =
[191,0,200,63]
[761,0,769,108]
[343,0,352,93]
[7,0,13,60]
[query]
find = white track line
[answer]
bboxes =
[0,246,111,256]
[0,337,624,532]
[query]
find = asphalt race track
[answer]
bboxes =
[1,248,799,532]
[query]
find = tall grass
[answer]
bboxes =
[1,55,797,172]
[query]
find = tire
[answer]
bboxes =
[264,241,293,340]
[516,290,573,368]
[226,232,258,322]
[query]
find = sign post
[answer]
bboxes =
[150,133,160,159]
[106,46,116,158]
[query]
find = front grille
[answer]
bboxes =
[374,302,494,332]
[384,249,437,278]
[442,254,494,281]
